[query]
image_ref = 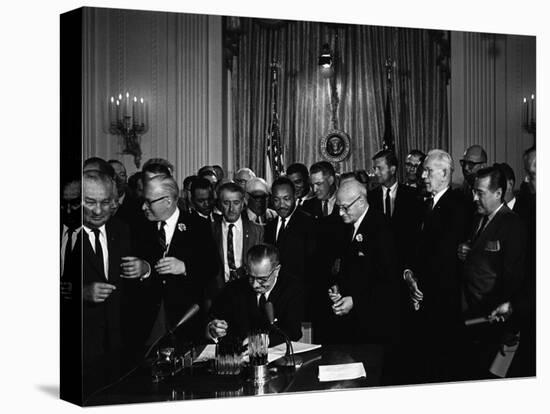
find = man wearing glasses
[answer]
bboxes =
[460,145,487,229]
[124,174,219,353]
[327,178,399,345]
[207,244,304,346]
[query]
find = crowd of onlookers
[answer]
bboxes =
[61,144,536,398]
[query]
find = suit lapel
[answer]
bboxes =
[471,205,508,250]
[213,220,225,264]
[242,219,251,263]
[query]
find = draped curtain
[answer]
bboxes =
[231,19,448,178]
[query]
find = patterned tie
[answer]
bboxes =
[227,224,237,277]
[322,200,329,216]
[158,221,167,253]
[91,228,105,279]
[276,217,286,243]
[385,187,392,219]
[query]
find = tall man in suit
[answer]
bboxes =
[368,149,423,272]
[403,149,469,382]
[125,174,219,351]
[189,177,217,224]
[79,170,139,398]
[302,161,346,342]
[457,166,526,379]
[264,176,316,285]
[207,244,304,346]
[108,159,142,226]
[327,178,399,344]
[208,182,264,304]
[404,149,426,190]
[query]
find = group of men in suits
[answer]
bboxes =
[62,144,535,397]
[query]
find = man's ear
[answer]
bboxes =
[390,165,397,176]
[327,175,335,186]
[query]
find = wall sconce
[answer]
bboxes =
[108,92,149,168]
[318,43,333,68]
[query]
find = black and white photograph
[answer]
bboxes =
[3,0,548,413]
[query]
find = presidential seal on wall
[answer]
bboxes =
[320,129,351,163]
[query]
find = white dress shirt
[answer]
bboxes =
[160,208,180,251]
[432,186,450,208]
[83,224,109,279]
[382,181,398,217]
[352,205,369,240]
[507,197,516,211]
[276,206,296,240]
[222,217,243,282]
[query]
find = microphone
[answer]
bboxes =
[144,304,200,359]
[264,301,297,369]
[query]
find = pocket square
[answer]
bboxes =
[485,240,501,252]
[357,251,365,257]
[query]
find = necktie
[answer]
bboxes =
[158,221,167,253]
[322,200,329,216]
[227,223,236,274]
[385,187,392,219]
[276,217,286,243]
[91,228,105,278]
[63,227,76,277]
[472,215,489,242]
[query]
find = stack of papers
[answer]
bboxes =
[318,362,366,382]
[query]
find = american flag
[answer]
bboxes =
[382,58,395,152]
[266,63,284,184]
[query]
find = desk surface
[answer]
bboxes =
[85,344,385,406]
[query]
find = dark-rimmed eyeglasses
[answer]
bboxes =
[247,265,280,286]
[141,195,168,208]
[336,195,361,213]
[405,162,421,169]
[459,160,484,169]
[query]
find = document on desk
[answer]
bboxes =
[194,342,322,364]
[318,362,366,382]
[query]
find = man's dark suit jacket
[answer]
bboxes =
[208,271,304,346]
[263,208,316,284]
[367,184,423,270]
[414,188,469,336]
[132,208,219,345]
[329,207,400,344]
[80,218,131,365]
[461,204,526,318]
[113,192,144,228]
[207,214,264,302]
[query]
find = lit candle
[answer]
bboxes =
[116,99,120,122]
[125,92,130,117]
[530,93,535,123]
[140,97,145,127]
[109,96,115,125]
[132,96,138,125]
[523,97,527,125]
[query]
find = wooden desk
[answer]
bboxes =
[85,344,385,406]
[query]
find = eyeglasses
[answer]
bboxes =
[405,162,421,169]
[142,195,168,208]
[459,160,484,169]
[247,265,280,286]
[336,195,361,213]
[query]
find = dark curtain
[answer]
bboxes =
[231,19,448,177]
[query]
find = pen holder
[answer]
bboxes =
[215,338,243,376]
[247,331,269,384]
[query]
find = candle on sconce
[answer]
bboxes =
[530,94,535,123]
[116,99,121,123]
[132,96,138,126]
[140,97,145,126]
[125,92,130,118]
[109,97,115,125]
[521,97,529,125]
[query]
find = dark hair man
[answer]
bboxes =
[286,163,311,206]
[206,243,304,346]
[404,149,426,189]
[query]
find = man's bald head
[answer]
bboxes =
[461,145,487,185]
[336,179,368,224]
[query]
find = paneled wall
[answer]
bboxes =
[82,8,228,185]
[449,32,536,187]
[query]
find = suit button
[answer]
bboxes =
[162,280,167,285]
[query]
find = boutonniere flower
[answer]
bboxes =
[355,234,363,242]
[178,223,187,232]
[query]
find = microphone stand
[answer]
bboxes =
[268,323,298,370]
